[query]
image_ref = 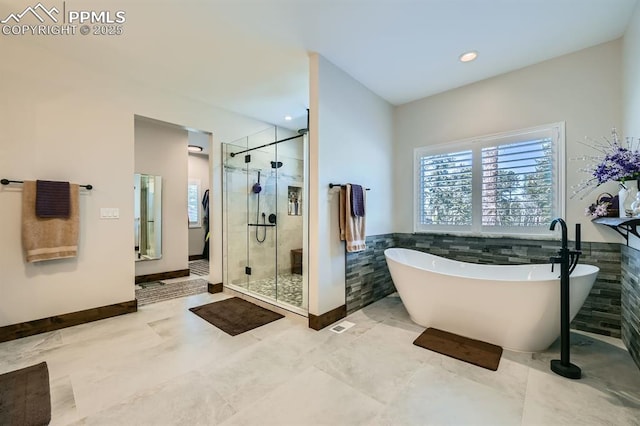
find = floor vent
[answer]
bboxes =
[330,321,355,334]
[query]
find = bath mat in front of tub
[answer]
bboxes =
[413,328,503,371]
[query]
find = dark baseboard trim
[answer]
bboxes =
[0,300,138,343]
[308,304,347,330]
[189,255,205,261]
[135,269,190,284]
[208,282,223,294]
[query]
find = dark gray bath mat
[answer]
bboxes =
[0,361,51,426]
[414,328,503,371]
[189,297,284,336]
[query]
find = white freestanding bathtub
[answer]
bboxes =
[384,248,599,352]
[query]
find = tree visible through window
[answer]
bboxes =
[414,123,564,235]
[419,150,472,225]
[481,138,553,227]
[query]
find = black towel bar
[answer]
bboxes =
[1,179,93,190]
[329,183,370,190]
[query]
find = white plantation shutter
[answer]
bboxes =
[418,150,472,226]
[481,138,554,228]
[414,123,564,235]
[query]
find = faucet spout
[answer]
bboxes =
[550,217,568,249]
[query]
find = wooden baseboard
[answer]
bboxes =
[135,269,190,284]
[189,255,205,261]
[208,282,223,293]
[308,304,347,330]
[0,300,138,343]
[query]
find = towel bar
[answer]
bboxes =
[1,179,93,190]
[329,183,370,190]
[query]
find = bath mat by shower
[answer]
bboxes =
[413,328,503,371]
[0,361,51,426]
[189,297,284,336]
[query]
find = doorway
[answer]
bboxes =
[133,116,213,306]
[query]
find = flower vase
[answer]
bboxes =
[624,180,638,217]
[619,185,628,218]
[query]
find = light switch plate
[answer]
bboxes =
[100,208,120,219]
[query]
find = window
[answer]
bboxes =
[188,179,201,228]
[418,149,473,226]
[414,122,565,236]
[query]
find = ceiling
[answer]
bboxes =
[2,0,638,132]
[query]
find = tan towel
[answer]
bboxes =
[22,180,79,262]
[339,185,366,252]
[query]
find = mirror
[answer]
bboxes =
[134,173,162,261]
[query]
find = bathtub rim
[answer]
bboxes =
[384,247,600,282]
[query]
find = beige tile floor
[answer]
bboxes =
[1,292,639,425]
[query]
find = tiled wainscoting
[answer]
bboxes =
[621,245,640,370]
[345,234,396,314]
[345,233,623,338]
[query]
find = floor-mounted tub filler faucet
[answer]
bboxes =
[549,218,583,379]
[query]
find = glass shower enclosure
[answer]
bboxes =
[222,127,308,315]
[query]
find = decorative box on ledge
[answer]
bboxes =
[592,217,640,244]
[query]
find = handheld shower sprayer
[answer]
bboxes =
[252,171,262,194]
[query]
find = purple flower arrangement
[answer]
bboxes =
[572,128,640,199]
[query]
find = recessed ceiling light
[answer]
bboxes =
[459,51,478,63]
[188,145,203,153]
[284,115,293,121]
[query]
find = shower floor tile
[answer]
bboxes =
[233,273,303,308]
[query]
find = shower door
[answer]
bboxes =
[223,128,307,314]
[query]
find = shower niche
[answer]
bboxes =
[288,186,302,216]
[222,126,308,315]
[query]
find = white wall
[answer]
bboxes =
[394,40,623,243]
[308,53,394,316]
[0,40,271,327]
[188,152,210,257]
[623,1,640,250]
[134,118,188,275]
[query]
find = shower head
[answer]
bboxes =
[297,128,308,135]
[271,161,283,169]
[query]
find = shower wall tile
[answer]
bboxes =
[223,151,305,290]
[345,234,396,315]
[621,245,640,370]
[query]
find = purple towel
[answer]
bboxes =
[350,184,365,217]
[36,180,70,218]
